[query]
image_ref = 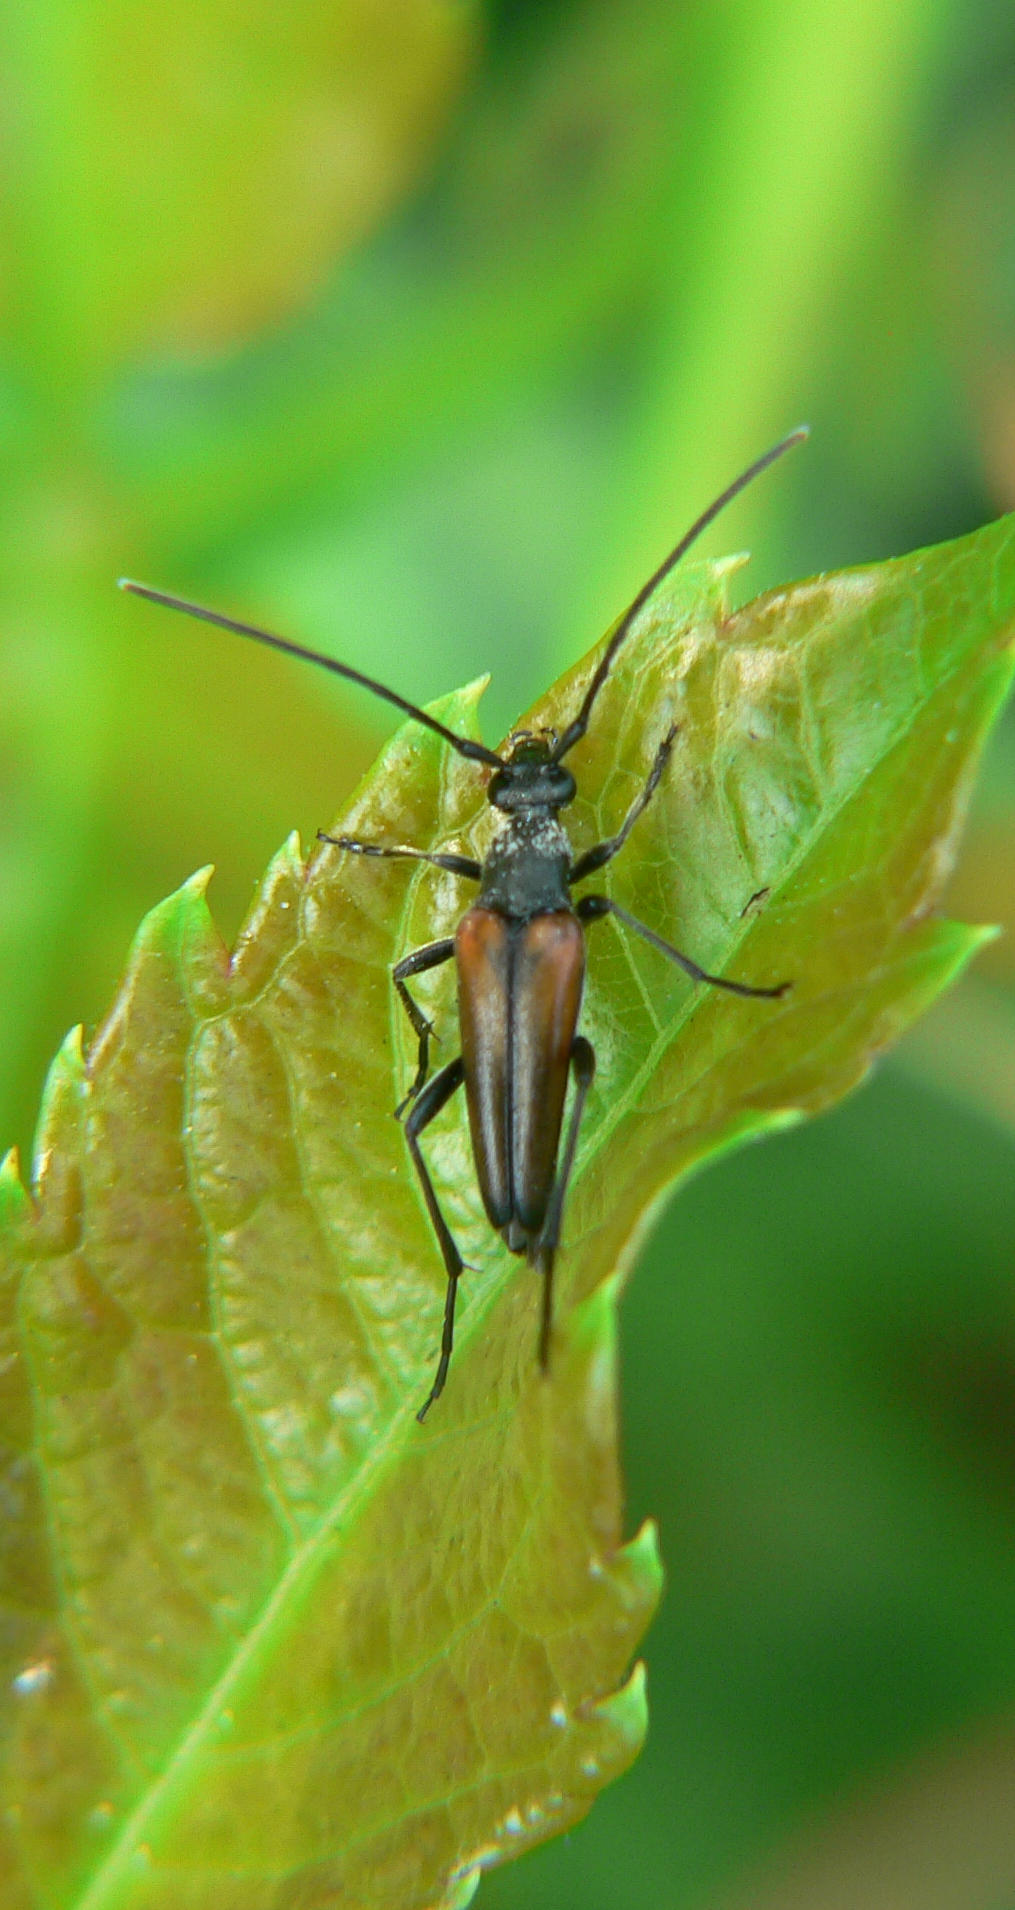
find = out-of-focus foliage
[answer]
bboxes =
[1,1,1014,1907]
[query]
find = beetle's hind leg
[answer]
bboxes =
[532,1035,596,1370]
[403,1055,470,1421]
[392,938,456,1117]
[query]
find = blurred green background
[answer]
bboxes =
[3,1,1015,1905]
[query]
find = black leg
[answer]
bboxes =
[533,1035,596,1370]
[577,894,791,999]
[392,937,456,1117]
[569,726,678,884]
[318,831,481,882]
[403,1056,468,1420]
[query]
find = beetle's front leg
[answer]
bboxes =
[568,725,677,884]
[392,938,456,1117]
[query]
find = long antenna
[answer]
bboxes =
[117,580,504,769]
[551,426,809,762]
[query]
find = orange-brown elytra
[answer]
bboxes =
[119,427,805,1418]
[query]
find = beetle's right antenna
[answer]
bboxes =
[117,581,505,770]
[551,426,809,763]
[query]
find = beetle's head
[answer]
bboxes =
[488,730,576,812]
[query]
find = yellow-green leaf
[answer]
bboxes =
[1,513,1013,1908]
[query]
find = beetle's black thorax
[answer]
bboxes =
[477,812,573,919]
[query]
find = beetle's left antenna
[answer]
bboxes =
[551,426,809,763]
[117,580,504,769]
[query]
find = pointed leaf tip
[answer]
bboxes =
[591,1660,650,1762]
[440,1869,482,1910]
[0,1146,28,1223]
[616,1519,665,1607]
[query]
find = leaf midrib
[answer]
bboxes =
[74,1363,449,1909]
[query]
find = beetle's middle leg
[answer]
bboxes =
[403,1054,468,1421]
[392,938,456,1117]
[318,832,481,883]
[577,894,790,998]
[532,1035,596,1370]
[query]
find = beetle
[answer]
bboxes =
[120,427,804,1418]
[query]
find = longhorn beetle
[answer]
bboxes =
[120,427,804,1419]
